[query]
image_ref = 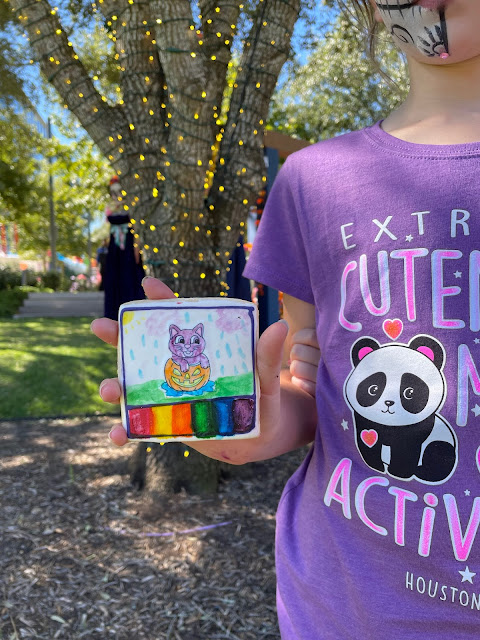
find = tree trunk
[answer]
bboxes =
[10,0,301,493]
[129,441,220,495]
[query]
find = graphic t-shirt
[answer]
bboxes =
[243,122,480,639]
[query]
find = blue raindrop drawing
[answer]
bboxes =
[130,349,135,361]
[225,343,232,358]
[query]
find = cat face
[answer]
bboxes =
[168,324,206,359]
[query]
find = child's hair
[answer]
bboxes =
[338,0,405,90]
[338,0,380,61]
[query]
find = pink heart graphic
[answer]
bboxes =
[476,446,480,474]
[383,318,403,340]
[361,429,378,448]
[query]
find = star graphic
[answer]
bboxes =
[465,490,471,496]
[405,235,413,242]
[454,271,462,278]
[475,339,480,345]
[459,566,476,584]
[471,405,480,417]
[341,419,349,431]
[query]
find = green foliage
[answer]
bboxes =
[0,1,32,106]
[41,270,62,291]
[0,288,29,317]
[269,13,408,141]
[0,108,111,260]
[0,266,22,290]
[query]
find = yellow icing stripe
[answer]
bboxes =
[151,405,173,435]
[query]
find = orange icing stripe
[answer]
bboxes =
[172,403,193,436]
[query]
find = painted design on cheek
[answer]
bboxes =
[375,2,449,58]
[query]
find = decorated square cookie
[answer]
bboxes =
[118,298,260,442]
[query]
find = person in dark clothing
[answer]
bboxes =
[103,176,145,319]
[96,238,108,291]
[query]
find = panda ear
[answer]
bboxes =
[408,335,445,370]
[351,337,381,367]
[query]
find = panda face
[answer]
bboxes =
[345,341,446,427]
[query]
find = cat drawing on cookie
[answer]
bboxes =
[168,324,210,372]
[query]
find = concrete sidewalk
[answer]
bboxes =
[14,291,104,318]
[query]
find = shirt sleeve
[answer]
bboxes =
[243,158,314,305]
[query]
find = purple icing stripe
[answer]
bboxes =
[102,521,232,538]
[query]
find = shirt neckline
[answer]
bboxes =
[364,120,480,158]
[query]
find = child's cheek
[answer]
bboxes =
[375,3,449,59]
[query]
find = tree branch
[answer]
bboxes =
[212,0,301,251]
[10,0,128,162]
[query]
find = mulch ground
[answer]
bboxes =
[0,417,307,640]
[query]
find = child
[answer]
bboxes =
[92,1,480,636]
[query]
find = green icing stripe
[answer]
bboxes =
[192,402,216,438]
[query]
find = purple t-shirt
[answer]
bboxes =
[244,122,480,639]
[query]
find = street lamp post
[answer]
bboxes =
[47,117,57,272]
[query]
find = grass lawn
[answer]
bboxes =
[0,318,119,419]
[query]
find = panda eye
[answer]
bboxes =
[368,385,380,396]
[403,387,414,400]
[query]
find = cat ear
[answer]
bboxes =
[193,323,204,337]
[169,324,180,338]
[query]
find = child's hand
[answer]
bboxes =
[289,328,320,398]
[91,277,176,446]
[91,277,294,462]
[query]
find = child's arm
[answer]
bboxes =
[91,278,318,465]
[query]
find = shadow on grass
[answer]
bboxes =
[0,318,118,419]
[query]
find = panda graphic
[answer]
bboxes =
[344,334,457,485]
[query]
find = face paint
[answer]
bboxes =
[375,1,450,58]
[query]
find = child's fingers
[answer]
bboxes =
[292,328,318,348]
[109,424,128,446]
[99,378,122,404]
[291,375,316,397]
[91,317,119,346]
[90,279,174,345]
[290,342,320,366]
[256,320,289,397]
[289,359,318,385]
[142,277,176,300]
